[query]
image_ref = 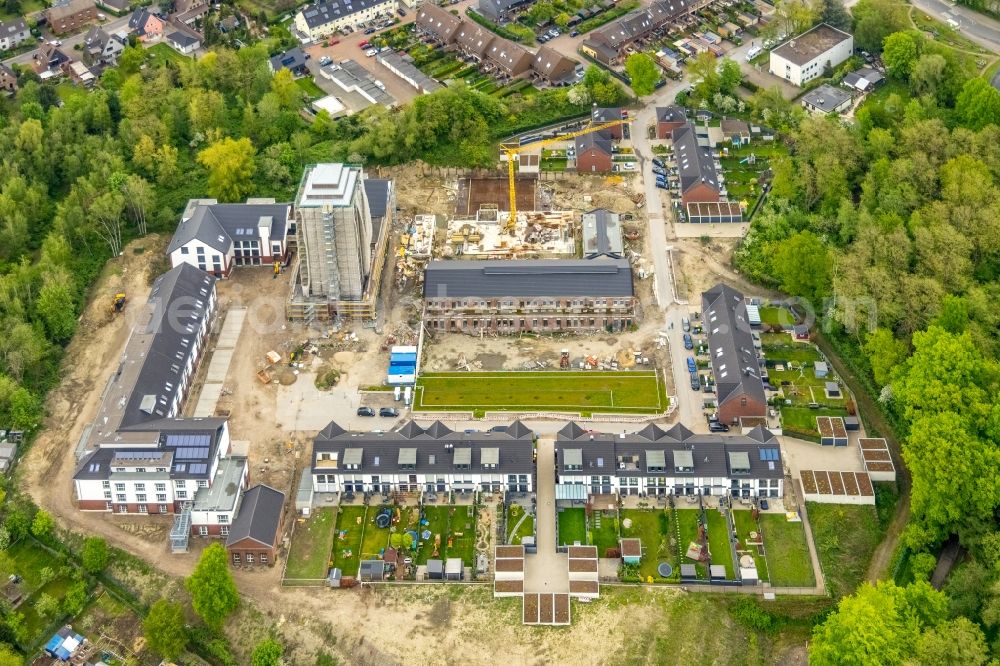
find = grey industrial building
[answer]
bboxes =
[287,164,394,320]
[422,258,635,334]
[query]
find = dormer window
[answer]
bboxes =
[646,450,665,473]
[398,448,417,471]
[564,449,583,472]
[674,450,693,473]
[454,447,471,470]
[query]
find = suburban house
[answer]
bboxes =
[769,23,853,87]
[702,283,767,424]
[0,64,18,94]
[167,198,293,277]
[455,22,499,62]
[225,484,285,567]
[801,83,852,114]
[415,3,462,44]
[591,106,624,139]
[531,46,578,85]
[720,118,750,145]
[842,66,884,92]
[128,8,164,41]
[172,0,209,25]
[672,123,721,207]
[309,420,535,496]
[31,43,71,79]
[485,39,533,77]
[294,0,395,40]
[581,209,624,259]
[71,264,252,542]
[581,0,700,65]
[422,258,635,334]
[655,105,687,139]
[0,18,30,51]
[65,60,97,86]
[575,131,614,172]
[555,422,783,498]
[477,0,532,22]
[82,26,126,67]
[269,47,310,76]
[165,27,200,54]
[47,0,98,35]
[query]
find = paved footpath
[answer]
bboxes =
[523,438,569,593]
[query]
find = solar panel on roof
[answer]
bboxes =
[177,447,209,460]
[166,434,211,447]
[189,463,208,474]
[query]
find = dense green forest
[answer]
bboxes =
[734,7,1000,661]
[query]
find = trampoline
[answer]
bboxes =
[657,563,673,578]
[375,512,391,529]
[421,530,432,540]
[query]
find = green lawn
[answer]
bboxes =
[360,509,391,561]
[416,505,477,565]
[675,508,707,578]
[732,509,768,582]
[757,306,793,328]
[284,507,337,580]
[415,371,666,416]
[759,514,815,587]
[294,77,326,101]
[331,506,367,576]
[146,42,191,68]
[808,503,882,597]
[763,342,824,366]
[590,508,621,556]
[558,507,587,546]
[416,505,449,564]
[706,509,735,579]
[780,406,850,441]
[0,540,59,595]
[506,504,534,545]
[621,508,674,581]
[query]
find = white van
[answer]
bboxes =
[746,45,762,61]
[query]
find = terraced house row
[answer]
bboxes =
[415,3,579,85]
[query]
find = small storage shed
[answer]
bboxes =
[793,324,810,340]
[359,560,385,582]
[426,558,444,580]
[327,567,342,588]
[620,538,642,565]
[843,416,860,431]
[813,361,828,378]
[825,381,841,398]
[710,564,727,580]
[445,558,463,581]
[680,564,697,580]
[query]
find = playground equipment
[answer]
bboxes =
[375,507,392,529]
[739,154,757,165]
[432,534,441,558]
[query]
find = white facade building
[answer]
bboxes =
[294,0,395,40]
[768,23,853,87]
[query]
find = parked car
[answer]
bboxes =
[655,182,668,190]
[690,372,700,390]
[359,40,370,48]
[570,29,579,36]
[318,55,332,66]
[708,420,729,432]
[397,6,406,15]
[364,26,377,34]
[623,162,635,171]
[681,316,691,332]
[683,333,693,349]
[365,48,378,57]
[357,406,376,416]
[379,407,399,417]
[652,157,664,168]
[538,34,549,42]
[686,357,697,373]
[652,166,666,176]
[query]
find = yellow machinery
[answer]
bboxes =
[500,118,627,233]
[111,292,126,314]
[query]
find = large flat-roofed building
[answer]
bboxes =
[310,420,535,495]
[288,164,393,320]
[556,422,783,498]
[769,23,853,86]
[294,0,395,40]
[702,283,767,424]
[423,258,635,334]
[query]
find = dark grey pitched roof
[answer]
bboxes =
[270,47,307,72]
[702,283,766,410]
[423,258,633,299]
[505,420,533,439]
[129,8,155,34]
[312,420,534,476]
[478,0,525,16]
[581,208,623,259]
[0,17,28,36]
[592,107,621,123]
[120,264,216,428]
[656,105,686,124]
[557,424,783,478]
[226,484,284,548]
[167,202,291,254]
[575,130,614,157]
[299,0,388,29]
[363,178,391,245]
[167,30,199,48]
[672,124,719,195]
[590,0,694,49]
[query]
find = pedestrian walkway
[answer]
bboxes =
[192,307,246,417]
[523,438,569,594]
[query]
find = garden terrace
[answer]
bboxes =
[800,470,875,504]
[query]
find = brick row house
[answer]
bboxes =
[556,422,783,499]
[415,3,579,85]
[581,0,701,65]
[225,484,285,567]
[702,283,767,424]
[47,0,98,35]
[310,420,536,496]
[422,258,636,335]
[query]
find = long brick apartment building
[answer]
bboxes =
[423,258,635,334]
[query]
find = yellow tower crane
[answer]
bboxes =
[500,118,627,233]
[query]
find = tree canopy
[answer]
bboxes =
[625,53,660,96]
[144,599,188,661]
[185,543,239,631]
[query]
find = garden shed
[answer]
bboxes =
[619,538,642,565]
[710,564,727,580]
[680,564,697,580]
[793,325,810,340]
[843,416,859,431]
[824,382,841,398]
[327,567,342,588]
[359,560,385,582]
[813,361,828,378]
[445,557,464,581]
[426,558,444,580]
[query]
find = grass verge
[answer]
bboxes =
[284,507,336,580]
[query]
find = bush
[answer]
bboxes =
[188,626,238,666]
[730,597,777,633]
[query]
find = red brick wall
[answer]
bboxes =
[79,502,176,514]
[227,542,277,567]
[680,182,721,207]
[718,393,767,424]
[576,149,612,173]
[657,120,685,139]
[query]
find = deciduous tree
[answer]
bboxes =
[81,537,109,574]
[882,32,919,79]
[251,638,283,666]
[143,599,188,661]
[625,53,659,96]
[197,137,257,203]
[185,543,239,631]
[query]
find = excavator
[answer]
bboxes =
[499,117,628,234]
[111,292,126,314]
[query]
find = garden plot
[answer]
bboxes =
[732,509,768,582]
[330,506,367,576]
[674,508,708,579]
[764,339,850,440]
[506,504,535,545]
[758,514,815,587]
[705,510,735,579]
[415,505,478,565]
[284,507,337,582]
[718,142,788,211]
[620,508,675,582]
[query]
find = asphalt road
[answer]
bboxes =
[905,0,1000,53]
